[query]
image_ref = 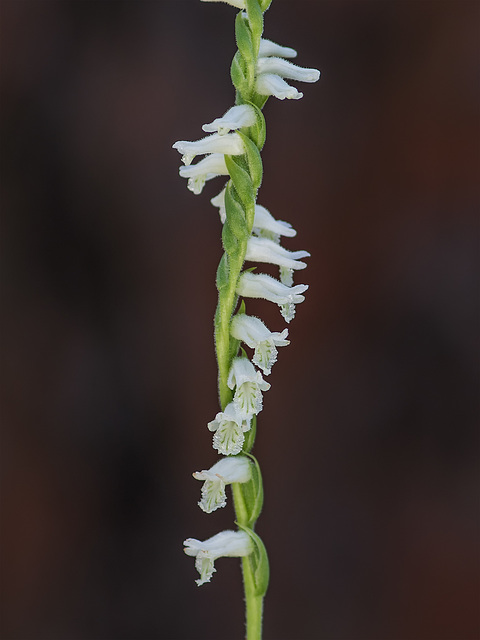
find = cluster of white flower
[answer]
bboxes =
[175,4,320,587]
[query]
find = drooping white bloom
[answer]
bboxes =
[202,104,256,135]
[255,73,304,100]
[253,204,297,240]
[184,530,253,586]
[257,57,320,83]
[193,455,251,513]
[259,38,297,59]
[207,402,251,455]
[231,314,289,375]
[179,153,229,194]
[236,272,308,322]
[173,132,244,165]
[245,236,310,271]
[211,185,227,223]
[227,356,271,418]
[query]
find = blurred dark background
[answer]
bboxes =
[0,1,479,639]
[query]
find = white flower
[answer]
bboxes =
[255,56,320,101]
[211,185,227,223]
[231,314,289,375]
[202,105,256,135]
[179,153,229,194]
[255,73,304,100]
[200,0,245,8]
[212,195,297,231]
[193,455,252,513]
[207,402,251,455]
[245,236,310,270]
[259,38,297,59]
[173,132,244,166]
[257,57,320,83]
[236,272,308,322]
[184,530,253,586]
[253,204,297,240]
[227,356,271,418]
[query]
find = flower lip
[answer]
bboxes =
[245,236,310,270]
[179,153,229,194]
[202,104,256,135]
[184,530,253,586]
[193,455,252,513]
[207,402,252,456]
[237,271,308,304]
[253,204,297,238]
[173,132,244,165]
[255,74,303,100]
[227,357,271,419]
[231,314,290,375]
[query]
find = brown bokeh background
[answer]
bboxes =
[1,1,479,639]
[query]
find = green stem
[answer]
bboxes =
[242,558,263,640]
[232,483,264,640]
[214,5,268,638]
[215,247,245,409]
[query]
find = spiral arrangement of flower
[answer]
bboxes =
[173,1,319,637]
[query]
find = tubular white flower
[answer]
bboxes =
[173,132,244,166]
[200,0,245,8]
[227,356,271,419]
[245,236,310,270]
[184,530,253,586]
[207,402,251,456]
[211,185,227,223]
[259,38,297,59]
[202,104,256,135]
[231,314,290,375]
[253,204,297,239]
[179,153,229,195]
[193,455,252,513]
[255,73,303,100]
[236,272,308,322]
[257,57,320,83]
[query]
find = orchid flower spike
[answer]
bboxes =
[193,455,252,513]
[253,204,297,241]
[202,104,256,135]
[259,38,297,59]
[236,271,309,322]
[231,314,290,375]
[178,153,229,195]
[207,402,251,456]
[184,530,253,586]
[173,132,244,166]
[227,356,271,419]
[245,236,310,270]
